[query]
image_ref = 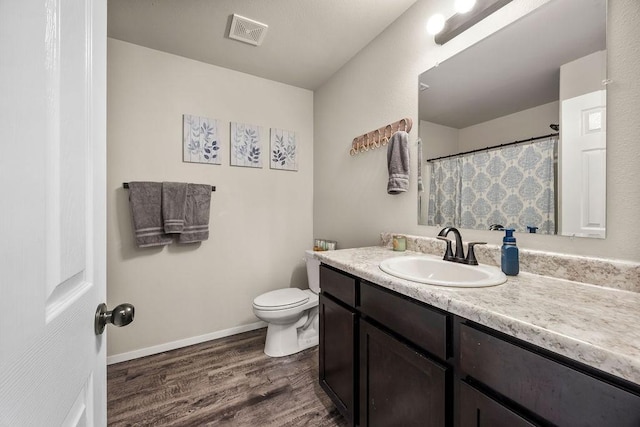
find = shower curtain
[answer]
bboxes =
[428,137,557,234]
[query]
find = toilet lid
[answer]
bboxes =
[253,288,309,310]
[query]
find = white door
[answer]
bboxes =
[0,0,107,425]
[560,90,607,238]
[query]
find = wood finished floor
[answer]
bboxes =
[107,328,347,426]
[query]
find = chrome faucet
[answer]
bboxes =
[437,227,486,265]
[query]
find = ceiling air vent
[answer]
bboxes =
[228,14,268,46]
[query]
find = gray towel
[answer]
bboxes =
[417,138,424,193]
[178,184,212,244]
[128,182,173,248]
[387,131,410,194]
[162,182,188,233]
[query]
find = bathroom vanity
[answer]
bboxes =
[317,246,640,427]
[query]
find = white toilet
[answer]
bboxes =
[252,250,321,357]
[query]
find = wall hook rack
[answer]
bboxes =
[350,118,413,156]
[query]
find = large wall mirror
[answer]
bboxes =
[418,0,607,238]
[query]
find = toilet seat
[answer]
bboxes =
[253,288,309,311]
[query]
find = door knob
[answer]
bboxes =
[95,303,135,335]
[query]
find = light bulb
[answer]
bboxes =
[455,0,476,14]
[426,14,445,35]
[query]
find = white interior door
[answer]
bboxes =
[0,0,107,425]
[560,90,607,238]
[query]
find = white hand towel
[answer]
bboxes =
[387,131,410,194]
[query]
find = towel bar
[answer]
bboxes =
[123,182,216,192]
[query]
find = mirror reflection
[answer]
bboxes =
[418,0,607,238]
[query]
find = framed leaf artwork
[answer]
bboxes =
[230,122,264,168]
[183,114,221,165]
[270,128,297,171]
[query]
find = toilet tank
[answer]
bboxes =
[304,250,321,293]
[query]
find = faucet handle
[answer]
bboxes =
[436,236,454,261]
[465,242,487,265]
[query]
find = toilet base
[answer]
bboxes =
[264,307,319,357]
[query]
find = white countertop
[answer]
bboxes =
[315,246,640,385]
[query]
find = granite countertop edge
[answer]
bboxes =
[314,246,640,386]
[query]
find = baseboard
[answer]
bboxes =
[106,321,267,365]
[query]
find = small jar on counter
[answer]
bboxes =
[392,235,407,252]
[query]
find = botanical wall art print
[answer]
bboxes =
[230,122,263,168]
[183,114,221,165]
[270,128,297,171]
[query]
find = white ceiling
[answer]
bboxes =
[108,0,418,90]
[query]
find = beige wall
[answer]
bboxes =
[420,120,459,158]
[421,101,559,155]
[560,50,607,101]
[314,0,640,262]
[458,101,559,151]
[107,39,314,358]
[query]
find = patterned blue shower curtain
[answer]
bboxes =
[428,137,557,234]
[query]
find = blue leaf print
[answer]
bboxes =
[200,122,215,143]
[272,149,286,165]
[188,140,200,154]
[203,139,218,160]
[248,146,261,164]
[285,144,295,162]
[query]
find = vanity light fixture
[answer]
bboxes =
[427,0,513,45]
[455,0,477,14]
[426,13,446,36]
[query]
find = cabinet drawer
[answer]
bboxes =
[360,282,449,360]
[459,381,535,427]
[320,265,357,307]
[460,323,640,426]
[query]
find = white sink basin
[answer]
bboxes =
[379,256,507,288]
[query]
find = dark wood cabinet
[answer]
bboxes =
[459,323,640,427]
[459,381,535,427]
[360,281,450,360]
[320,264,357,306]
[319,263,640,427]
[359,319,449,427]
[319,293,357,426]
[320,267,452,427]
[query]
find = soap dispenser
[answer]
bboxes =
[501,228,519,276]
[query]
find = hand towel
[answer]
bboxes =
[417,138,424,193]
[387,131,410,194]
[128,182,173,248]
[177,184,212,244]
[162,182,188,233]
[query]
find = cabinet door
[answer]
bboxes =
[360,319,449,427]
[460,323,640,426]
[459,382,535,427]
[319,293,357,426]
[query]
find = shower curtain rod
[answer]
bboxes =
[426,132,559,162]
